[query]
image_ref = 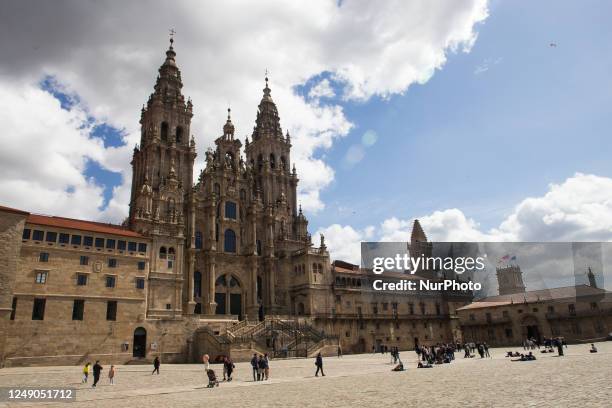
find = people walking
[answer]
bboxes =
[315,352,325,377]
[152,356,160,375]
[92,361,103,388]
[108,365,115,385]
[251,353,259,381]
[224,357,235,381]
[338,345,343,358]
[257,354,266,380]
[82,362,91,383]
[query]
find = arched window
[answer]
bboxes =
[319,263,323,273]
[240,189,246,202]
[159,246,167,259]
[224,229,236,253]
[257,154,263,171]
[214,183,221,197]
[280,156,287,171]
[216,275,227,287]
[297,302,305,315]
[312,263,317,273]
[176,126,183,143]
[195,231,202,249]
[269,153,276,169]
[168,247,175,260]
[194,271,202,298]
[161,122,169,142]
[256,239,262,256]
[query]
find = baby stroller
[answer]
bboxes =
[207,369,219,388]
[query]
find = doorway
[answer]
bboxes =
[230,293,242,320]
[133,327,146,358]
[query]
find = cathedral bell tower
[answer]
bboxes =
[129,37,197,318]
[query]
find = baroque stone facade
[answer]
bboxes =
[0,41,473,367]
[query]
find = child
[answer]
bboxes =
[82,362,91,383]
[108,365,115,385]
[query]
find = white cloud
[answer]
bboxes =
[322,173,612,262]
[0,0,489,219]
[0,82,129,220]
[308,78,335,100]
[315,224,375,264]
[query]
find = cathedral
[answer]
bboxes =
[128,37,328,322]
[0,40,473,367]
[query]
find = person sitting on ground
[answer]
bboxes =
[590,344,598,353]
[417,361,432,368]
[526,352,536,360]
[392,360,405,371]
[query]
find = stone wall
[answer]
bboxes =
[0,209,27,367]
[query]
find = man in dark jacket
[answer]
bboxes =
[251,354,259,381]
[92,361,103,388]
[152,356,160,375]
[315,352,325,377]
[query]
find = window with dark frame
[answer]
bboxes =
[84,236,93,246]
[225,201,237,219]
[32,230,44,241]
[138,243,147,253]
[128,241,137,252]
[32,298,46,320]
[136,278,145,289]
[117,240,126,250]
[108,258,117,268]
[71,235,82,245]
[80,255,89,266]
[39,252,49,262]
[138,261,146,270]
[10,298,17,320]
[59,233,70,244]
[22,229,31,240]
[77,274,88,286]
[106,239,116,249]
[95,238,104,248]
[72,299,84,321]
[106,301,117,321]
[45,231,57,242]
[105,276,116,288]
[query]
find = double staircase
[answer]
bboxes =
[223,317,338,358]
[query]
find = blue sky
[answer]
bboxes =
[310,0,612,233]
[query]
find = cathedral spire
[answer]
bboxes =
[411,219,427,243]
[223,107,235,138]
[251,73,282,141]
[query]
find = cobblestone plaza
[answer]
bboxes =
[0,342,610,407]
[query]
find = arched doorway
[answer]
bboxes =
[521,315,541,342]
[215,274,243,320]
[133,327,146,358]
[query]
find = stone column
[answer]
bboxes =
[185,250,196,314]
[206,255,217,315]
[247,256,258,320]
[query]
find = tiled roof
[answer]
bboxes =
[27,213,143,238]
[457,285,608,310]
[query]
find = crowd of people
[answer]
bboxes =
[77,338,600,388]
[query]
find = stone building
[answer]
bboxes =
[496,265,526,295]
[457,271,612,346]
[0,40,471,367]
